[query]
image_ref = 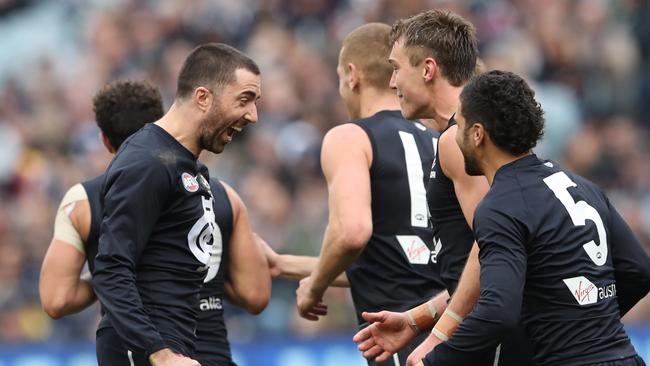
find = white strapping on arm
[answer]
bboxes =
[53,183,87,254]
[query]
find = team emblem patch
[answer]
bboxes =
[182,172,199,192]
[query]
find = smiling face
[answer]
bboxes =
[198,68,261,154]
[388,39,432,120]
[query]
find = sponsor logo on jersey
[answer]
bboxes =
[396,235,431,265]
[430,237,442,264]
[199,296,223,311]
[563,276,617,305]
[182,172,199,192]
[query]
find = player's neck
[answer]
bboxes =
[427,79,462,127]
[483,149,531,186]
[358,88,401,119]
[155,102,201,157]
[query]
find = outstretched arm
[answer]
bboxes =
[296,124,373,320]
[258,236,349,287]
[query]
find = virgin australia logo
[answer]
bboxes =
[563,276,597,305]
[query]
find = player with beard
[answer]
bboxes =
[430,70,650,366]
[92,43,262,366]
[353,10,533,366]
[292,23,447,366]
[39,79,270,366]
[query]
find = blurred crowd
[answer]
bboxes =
[0,0,649,344]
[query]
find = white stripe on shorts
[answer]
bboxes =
[127,349,135,366]
[493,344,501,366]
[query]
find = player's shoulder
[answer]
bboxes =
[323,123,371,153]
[60,183,88,207]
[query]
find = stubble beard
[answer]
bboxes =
[199,105,226,154]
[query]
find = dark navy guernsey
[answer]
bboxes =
[426,119,475,295]
[81,174,104,273]
[93,123,218,358]
[346,110,446,324]
[428,154,650,366]
[194,176,236,366]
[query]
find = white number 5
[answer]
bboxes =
[543,172,608,266]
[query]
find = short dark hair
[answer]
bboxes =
[176,43,260,99]
[460,70,545,155]
[92,80,164,150]
[340,23,393,90]
[390,9,478,86]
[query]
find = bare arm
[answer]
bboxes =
[296,124,373,319]
[354,128,489,364]
[434,126,489,333]
[257,235,349,287]
[222,182,271,314]
[39,184,96,319]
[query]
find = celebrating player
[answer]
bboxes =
[91,43,263,366]
[354,10,533,366]
[427,69,650,366]
[293,23,447,366]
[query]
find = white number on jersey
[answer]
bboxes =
[398,131,428,228]
[187,194,223,282]
[543,172,608,266]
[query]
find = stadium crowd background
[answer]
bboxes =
[0,0,649,346]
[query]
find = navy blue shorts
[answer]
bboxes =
[586,355,646,366]
[96,327,150,366]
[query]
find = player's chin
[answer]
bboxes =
[398,101,418,120]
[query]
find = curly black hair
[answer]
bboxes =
[459,70,544,155]
[92,80,164,150]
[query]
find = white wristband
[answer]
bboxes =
[431,327,449,342]
[444,308,464,323]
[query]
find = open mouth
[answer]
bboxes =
[225,124,244,140]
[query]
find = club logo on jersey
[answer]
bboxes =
[397,235,431,265]
[182,172,199,192]
[188,195,223,283]
[563,276,617,305]
[430,237,442,264]
[196,173,211,194]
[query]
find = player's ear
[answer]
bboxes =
[347,63,360,91]
[472,123,485,147]
[100,132,115,154]
[423,57,437,82]
[194,86,212,112]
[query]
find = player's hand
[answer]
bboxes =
[149,348,201,366]
[406,333,442,366]
[296,277,328,321]
[352,310,415,362]
[255,233,281,277]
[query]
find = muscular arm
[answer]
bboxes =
[297,124,372,317]
[435,126,489,333]
[221,182,271,314]
[39,184,96,319]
